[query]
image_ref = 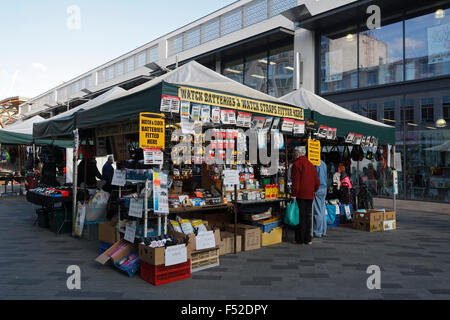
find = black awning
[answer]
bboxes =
[283,0,450,38]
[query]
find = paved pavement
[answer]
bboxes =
[0,196,449,300]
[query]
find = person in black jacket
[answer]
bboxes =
[77,157,102,188]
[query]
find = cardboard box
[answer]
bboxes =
[383,211,396,231]
[261,227,283,247]
[98,221,120,244]
[139,243,190,266]
[226,224,261,251]
[169,226,221,254]
[95,240,137,265]
[353,211,384,232]
[219,231,242,255]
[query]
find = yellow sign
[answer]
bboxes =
[139,113,165,149]
[308,139,321,166]
[178,86,304,120]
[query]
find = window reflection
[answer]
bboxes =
[359,22,404,87]
[244,52,268,94]
[268,45,294,97]
[223,58,244,84]
[320,33,358,93]
[405,9,450,80]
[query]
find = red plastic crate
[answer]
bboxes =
[140,260,191,286]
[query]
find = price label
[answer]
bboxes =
[165,244,188,267]
[124,221,137,243]
[111,170,126,186]
[128,199,143,218]
[195,230,216,250]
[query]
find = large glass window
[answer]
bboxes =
[244,52,268,93]
[401,99,415,123]
[126,57,134,73]
[383,101,396,124]
[368,103,377,120]
[268,45,294,97]
[421,98,435,122]
[223,58,244,84]
[320,32,358,93]
[443,96,450,121]
[359,22,404,87]
[405,9,450,81]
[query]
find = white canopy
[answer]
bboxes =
[4,115,46,135]
[280,88,392,128]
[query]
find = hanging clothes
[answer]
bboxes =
[313,160,328,238]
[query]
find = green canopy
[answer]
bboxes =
[1,116,73,148]
[280,88,395,145]
[34,61,305,138]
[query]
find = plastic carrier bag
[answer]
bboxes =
[284,200,299,226]
[85,190,110,222]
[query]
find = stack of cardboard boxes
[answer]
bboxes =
[353,210,396,232]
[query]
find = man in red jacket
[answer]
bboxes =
[291,146,320,245]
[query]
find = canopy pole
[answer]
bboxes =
[72,148,78,236]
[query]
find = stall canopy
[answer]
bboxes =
[0,115,72,148]
[33,61,306,139]
[280,88,395,144]
[33,86,127,139]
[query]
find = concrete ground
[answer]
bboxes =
[0,196,449,300]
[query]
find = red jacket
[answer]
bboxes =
[291,156,320,200]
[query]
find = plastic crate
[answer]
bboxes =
[49,209,72,234]
[251,217,282,233]
[140,260,191,286]
[99,241,112,254]
[36,208,49,228]
[114,254,140,278]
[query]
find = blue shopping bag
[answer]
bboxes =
[285,200,299,226]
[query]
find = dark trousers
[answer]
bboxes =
[295,199,313,244]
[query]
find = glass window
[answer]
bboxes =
[400,99,415,123]
[148,46,158,63]
[244,0,267,27]
[443,96,450,121]
[359,21,404,87]
[269,0,297,18]
[137,52,146,68]
[351,104,361,114]
[405,9,450,81]
[221,8,242,36]
[244,52,268,93]
[117,62,124,76]
[320,32,358,93]
[368,103,377,120]
[222,58,244,84]
[202,18,220,43]
[421,98,435,122]
[106,66,114,81]
[168,35,183,56]
[184,27,201,50]
[127,57,134,73]
[268,44,294,97]
[384,101,395,124]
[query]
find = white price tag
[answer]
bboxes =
[165,244,188,267]
[124,221,137,243]
[128,199,143,218]
[111,170,126,186]
[195,230,216,250]
[223,169,239,185]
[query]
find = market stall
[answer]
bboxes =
[0,116,72,194]
[31,61,398,286]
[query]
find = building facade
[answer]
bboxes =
[20,0,449,203]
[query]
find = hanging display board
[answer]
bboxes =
[139,113,165,149]
[178,86,304,120]
[144,148,163,165]
[153,171,169,215]
[308,139,321,166]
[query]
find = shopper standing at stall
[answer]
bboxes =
[102,156,115,193]
[313,157,328,238]
[291,146,320,245]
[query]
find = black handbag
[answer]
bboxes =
[327,145,341,165]
[374,146,382,161]
[351,145,364,162]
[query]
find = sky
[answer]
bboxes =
[0,0,236,101]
